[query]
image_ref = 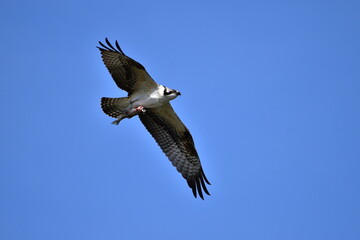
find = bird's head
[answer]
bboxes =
[163,86,181,101]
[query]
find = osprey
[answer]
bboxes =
[98,38,211,199]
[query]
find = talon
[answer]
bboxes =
[135,106,145,112]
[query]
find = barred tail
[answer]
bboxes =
[100,97,130,118]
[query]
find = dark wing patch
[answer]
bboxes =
[97,38,158,94]
[139,103,211,199]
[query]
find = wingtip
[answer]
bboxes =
[196,178,204,200]
[97,38,125,55]
[187,175,210,200]
[201,168,211,185]
[115,40,124,54]
[105,37,110,45]
[199,174,210,196]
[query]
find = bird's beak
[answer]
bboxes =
[177,91,181,96]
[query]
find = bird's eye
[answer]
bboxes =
[164,88,172,95]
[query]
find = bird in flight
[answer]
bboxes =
[97,38,211,199]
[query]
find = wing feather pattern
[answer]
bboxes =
[139,103,211,199]
[97,38,158,94]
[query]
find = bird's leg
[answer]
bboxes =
[134,106,146,113]
[112,106,145,125]
[122,105,145,115]
[120,106,145,119]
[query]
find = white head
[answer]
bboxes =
[163,85,181,101]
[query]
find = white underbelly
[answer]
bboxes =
[138,97,163,108]
[130,92,166,108]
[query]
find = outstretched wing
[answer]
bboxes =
[97,38,158,94]
[139,103,211,199]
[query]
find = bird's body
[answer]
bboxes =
[98,38,211,199]
[130,85,180,109]
[103,84,180,124]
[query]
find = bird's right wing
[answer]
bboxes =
[139,103,211,199]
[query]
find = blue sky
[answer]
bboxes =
[1,0,359,239]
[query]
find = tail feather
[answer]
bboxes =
[101,97,130,118]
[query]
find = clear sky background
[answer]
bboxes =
[1,0,359,239]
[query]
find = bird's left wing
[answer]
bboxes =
[139,103,211,199]
[97,38,158,94]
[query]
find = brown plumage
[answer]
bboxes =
[98,38,211,199]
